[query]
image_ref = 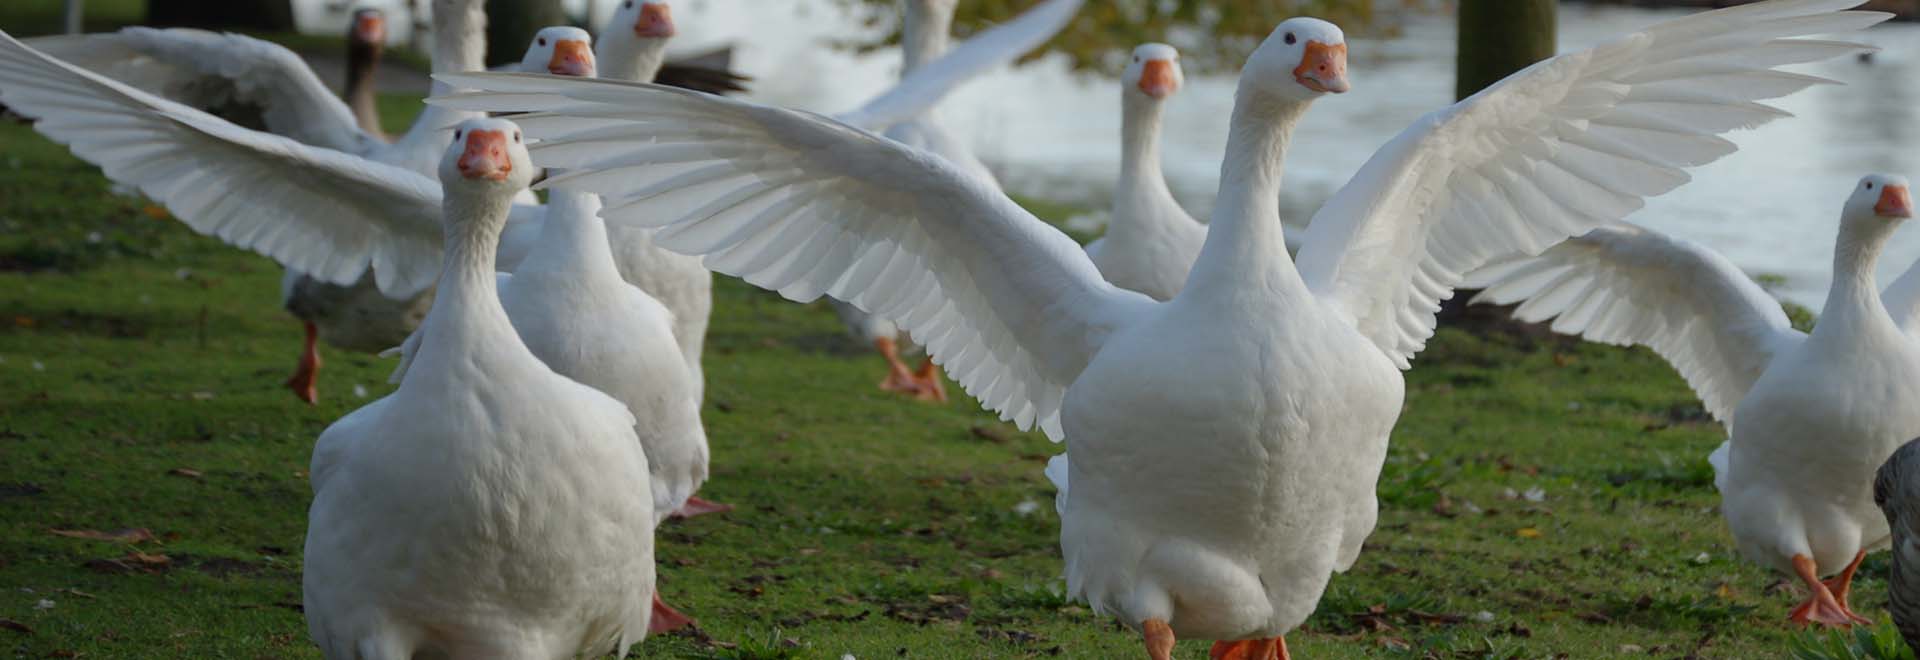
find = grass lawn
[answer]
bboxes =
[0,16,1902,660]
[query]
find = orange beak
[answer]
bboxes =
[1138,60,1177,99]
[547,39,594,77]
[635,3,675,38]
[1294,41,1349,94]
[457,130,513,181]
[1877,185,1913,219]
[353,13,386,44]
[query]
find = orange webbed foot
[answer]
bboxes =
[648,592,695,634]
[668,495,734,520]
[285,321,322,405]
[1211,637,1284,660]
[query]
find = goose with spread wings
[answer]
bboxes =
[1471,177,1920,626]
[433,1,1882,654]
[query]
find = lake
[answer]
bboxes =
[669,2,1920,309]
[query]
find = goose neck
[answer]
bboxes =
[1817,218,1900,335]
[345,41,382,131]
[1114,92,1175,218]
[600,37,669,83]
[902,1,953,72]
[430,0,487,84]
[1182,86,1310,295]
[519,187,621,277]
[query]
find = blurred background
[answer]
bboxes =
[3,0,1918,307]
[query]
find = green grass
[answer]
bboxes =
[0,37,1895,660]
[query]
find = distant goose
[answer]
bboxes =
[1473,176,1920,626]
[433,1,1881,653]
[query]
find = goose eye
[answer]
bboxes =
[1133,56,1140,62]
[625,0,633,7]
[1868,182,1876,189]
[513,132,521,143]
[1284,32,1296,45]
[453,130,462,140]
[538,38,547,46]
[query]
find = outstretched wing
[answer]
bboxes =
[834,0,1084,131]
[1467,224,1804,425]
[434,73,1156,440]
[24,27,376,156]
[0,30,445,297]
[1883,258,1920,341]
[1295,0,1883,368]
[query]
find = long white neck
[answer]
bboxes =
[406,186,524,385]
[902,0,954,73]
[600,35,670,83]
[1111,91,1182,230]
[1815,216,1902,340]
[395,0,486,152]
[430,0,487,82]
[1181,84,1312,298]
[516,186,621,278]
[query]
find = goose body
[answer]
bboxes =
[437,2,1882,652]
[303,117,655,659]
[484,30,711,629]
[1472,176,1920,625]
[1875,439,1920,652]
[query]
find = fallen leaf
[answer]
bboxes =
[142,204,169,220]
[167,468,203,480]
[0,619,31,635]
[84,551,172,574]
[51,528,155,544]
[1516,527,1542,539]
[12,316,33,328]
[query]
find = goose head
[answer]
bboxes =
[1245,17,1349,100]
[442,118,534,191]
[1845,174,1913,228]
[349,8,387,48]
[611,0,676,39]
[1125,43,1184,101]
[521,26,596,77]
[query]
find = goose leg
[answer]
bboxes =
[648,592,695,634]
[284,321,322,405]
[1790,554,1861,627]
[668,495,734,519]
[1821,549,1874,625]
[1210,636,1283,660]
[1142,619,1174,660]
[875,337,928,400]
[910,357,947,403]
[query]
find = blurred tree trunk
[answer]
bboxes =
[1455,0,1555,100]
[1441,0,1556,330]
[147,0,295,30]
[485,0,568,66]
[63,0,83,33]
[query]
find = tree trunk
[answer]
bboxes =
[1441,0,1556,330]
[484,0,569,66]
[147,0,296,30]
[63,0,83,34]
[1454,0,1555,101]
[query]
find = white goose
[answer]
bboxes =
[489,26,709,632]
[1083,43,1204,302]
[826,0,1084,402]
[303,116,656,659]
[1470,177,1920,626]
[437,1,1882,654]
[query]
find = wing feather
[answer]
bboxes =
[432,73,1156,440]
[1295,1,1882,367]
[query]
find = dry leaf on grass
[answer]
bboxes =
[167,468,203,480]
[0,618,32,635]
